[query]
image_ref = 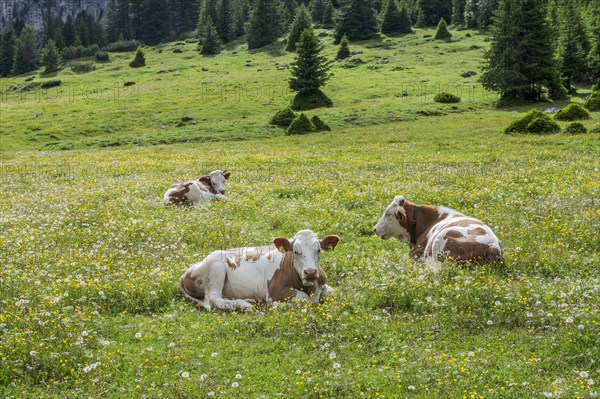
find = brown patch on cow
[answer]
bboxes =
[223,171,231,180]
[441,233,502,265]
[395,200,445,258]
[198,175,218,195]
[166,182,194,205]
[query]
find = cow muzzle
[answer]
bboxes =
[303,267,318,280]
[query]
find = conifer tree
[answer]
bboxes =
[289,28,332,109]
[216,0,233,43]
[199,17,222,55]
[106,0,130,42]
[397,0,413,33]
[0,30,16,77]
[286,5,313,51]
[310,0,333,25]
[12,26,38,75]
[587,2,600,86]
[481,0,561,102]
[280,0,299,27]
[434,17,452,40]
[62,15,77,46]
[171,0,201,37]
[336,34,351,59]
[41,39,61,74]
[129,47,146,68]
[231,0,248,37]
[246,0,282,49]
[464,0,479,28]
[416,0,452,27]
[556,1,588,91]
[198,0,219,30]
[139,0,170,45]
[381,0,402,34]
[451,0,465,25]
[334,0,378,43]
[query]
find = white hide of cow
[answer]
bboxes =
[164,170,230,206]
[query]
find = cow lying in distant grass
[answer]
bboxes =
[179,230,340,311]
[374,196,502,270]
[164,170,231,206]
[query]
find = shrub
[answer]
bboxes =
[590,126,600,133]
[505,109,561,134]
[554,104,591,121]
[61,44,100,60]
[434,18,452,41]
[311,115,331,131]
[40,80,61,89]
[290,90,333,111]
[563,122,588,134]
[583,91,600,112]
[104,40,142,52]
[286,113,315,135]
[270,107,297,127]
[129,48,146,68]
[336,35,351,60]
[95,51,109,62]
[71,62,95,74]
[434,92,461,103]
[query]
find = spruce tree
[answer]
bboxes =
[310,0,331,25]
[434,17,452,40]
[216,0,233,43]
[41,39,61,74]
[129,47,146,67]
[464,0,479,28]
[397,0,413,33]
[106,0,130,42]
[381,0,402,34]
[199,17,222,55]
[481,0,560,102]
[0,29,16,77]
[280,0,299,27]
[289,28,332,109]
[12,26,38,76]
[286,5,313,51]
[62,15,77,46]
[336,34,351,59]
[334,0,378,43]
[231,0,248,38]
[587,2,600,86]
[556,1,588,91]
[198,0,219,31]
[322,0,334,26]
[246,0,281,49]
[416,0,452,27]
[171,0,201,37]
[139,0,170,45]
[451,0,465,25]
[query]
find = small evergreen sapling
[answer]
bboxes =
[41,39,61,74]
[434,18,452,41]
[129,48,146,68]
[336,35,351,60]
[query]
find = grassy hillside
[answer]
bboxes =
[1,29,599,398]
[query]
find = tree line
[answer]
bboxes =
[0,0,598,105]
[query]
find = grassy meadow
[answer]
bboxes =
[1,28,600,398]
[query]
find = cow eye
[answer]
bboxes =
[294,250,300,255]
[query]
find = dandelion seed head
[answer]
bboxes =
[333,362,341,369]
[181,372,189,378]
[581,371,590,378]
[329,352,336,359]
[487,320,493,325]
[408,385,416,391]
[135,332,141,339]
[566,317,574,324]
[232,381,239,388]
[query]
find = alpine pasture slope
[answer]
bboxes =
[1,28,599,398]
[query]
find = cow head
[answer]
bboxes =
[273,230,340,287]
[374,195,410,242]
[199,170,231,195]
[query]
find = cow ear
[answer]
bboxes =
[395,208,407,222]
[223,171,231,180]
[320,235,340,251]
[199,175,211,185]
[273,237,292,252]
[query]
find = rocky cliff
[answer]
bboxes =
[0,0,109,32]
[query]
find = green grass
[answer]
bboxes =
[1,28,599,398]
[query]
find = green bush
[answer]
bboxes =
[434,92,461,103]
[71,62,95,74]
[290,90,333,111]
[40,80,61,89]
[434,18,452,41]
[590,126,600,133]
[505,109,561,134]
[95,51,109,62]
[554,104,591,121]
[104,40,142,52]
[583,91,600,112]
[563,122,588,134]
[336,35,351,60]
[286,113,315,135]
[311,115,331,131]
[129,48,146,68]
[270,107,297,127]
[61,45,100,60]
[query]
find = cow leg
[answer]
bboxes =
[321,284,334,298]
[202,252,254,312]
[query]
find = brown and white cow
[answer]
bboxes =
[374,196,502,270]
[164,170,231,206]
[179,230,340,311]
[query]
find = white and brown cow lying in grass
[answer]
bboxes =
[164,170,231,206]
[374,196,502,270]
[179,230,340,311]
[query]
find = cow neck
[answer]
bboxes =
[267,251,309,301]
[199,179,218,194]
[407,203,438,246]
